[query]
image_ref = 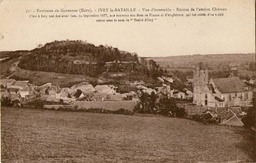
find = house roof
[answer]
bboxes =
[219,108,244,126]
[208,84,216,93]
[14,81,29,88]
[217,107,242,119]
[95,85,115,94]
[0,79,15,86]
[212,77,247,93]
[71,83,95,93]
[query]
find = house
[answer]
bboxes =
[60,88,70,99]
[1,89,10,99]
[1,79,38,101]
[122,91,137,100]
[157,77,165,83]
[71,82,95,94]
[173,91,186,99]
[19,87,30,99]
[157,85,173,98]
[95,85,116,94]
[37,83,52,95]
[9,88,20,101]
[0,79,16,88]
[45,85,59,97]
[184,88,193,99]
[6,81,29,91]
[193,63,253,107]
[137,85,156,94]
[162,77,174,83]
[248,79,255,85]
[13,81,29,88]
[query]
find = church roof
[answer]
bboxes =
[212,77,247,93]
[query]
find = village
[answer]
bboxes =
[1,62,255,127]
[0,75,192,109]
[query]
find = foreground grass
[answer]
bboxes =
[1,107,255,162]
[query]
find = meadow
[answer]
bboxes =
[1,107,255,162]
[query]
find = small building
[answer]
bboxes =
[157,85,173,98]
[157,77,165,83]
[162,77,174,83]
[95,85,116,94]
[173,91,186,99]
[184,89,193,99]
[248,79,255,85]
[60,88,70,99]
[19,87,30,99]
[71,82,95,94]
[0,79,16,88]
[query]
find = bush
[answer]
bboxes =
[134,92,187,118]
[242,107,256,128]
[25,99,68,109]
[1,97,12,107]
[113,108,133,115]
[176,107,187,118]
[191,114,220,125]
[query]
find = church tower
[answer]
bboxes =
[193,62,209,106]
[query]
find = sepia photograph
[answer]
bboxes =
[0,0,255,162]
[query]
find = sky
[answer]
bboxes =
[0,0,255,57]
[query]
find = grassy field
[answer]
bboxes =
[11,67,94,87]
[1,107,255,162]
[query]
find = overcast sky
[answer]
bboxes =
[0,0,255,57]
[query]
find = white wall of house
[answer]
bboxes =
[19,90,29,98]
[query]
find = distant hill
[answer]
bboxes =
[150,53,255,70]
[18,40,140,77]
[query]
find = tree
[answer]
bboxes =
[134,91,186,117]
[149,91,158,113]
[37,43,43,48]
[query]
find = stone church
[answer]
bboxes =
[193,63,253,107]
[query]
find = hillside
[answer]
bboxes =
[0,40,164,86]
[150,53,255,70]
[18,40,140,77]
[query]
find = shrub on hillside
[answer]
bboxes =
[242,107,256,129]
[191,114,220,125]
[1,97,12,107]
